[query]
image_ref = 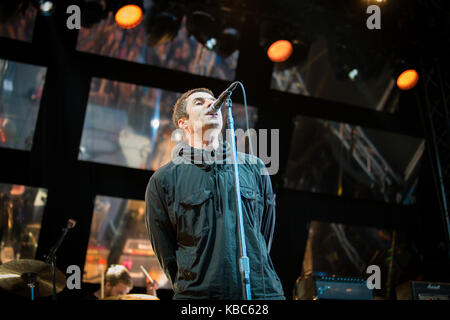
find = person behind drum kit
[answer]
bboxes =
[82,264,159,300]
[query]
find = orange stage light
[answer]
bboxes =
[397,69,419,90]
[115,4,143,29]
[267,40,293,63]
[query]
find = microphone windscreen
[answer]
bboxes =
[67,219,77,229]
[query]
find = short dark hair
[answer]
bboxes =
[105,265,133,288]
[172,88,214,128]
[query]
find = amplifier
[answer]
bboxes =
[294,272,374,300]
[396,281,450,300]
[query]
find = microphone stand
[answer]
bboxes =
[226,94,252,300]
[45,221,73,300]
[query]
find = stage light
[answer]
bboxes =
[151,119,160,129]
[115,0,144,29]
[267,40,293,63]
[32,0,54,16]
[40,1,53,14]
[205,38,217,50]
[145,4,183,47]
[329,34,387,82]
[397,69,419,90]
[259,19,308,66]
[348,68,359,81]
[31,0,54,16]
[115,5,143,29]
[215,27,240,58]
[186,8,240,58]
[186,10,220,50]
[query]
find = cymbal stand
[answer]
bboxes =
[21,272,39,301]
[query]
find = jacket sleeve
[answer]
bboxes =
[258,159,277,253]
[145,175,178,286]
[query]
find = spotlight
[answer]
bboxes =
[151,119,160,129]
[392,57,419,90]
[397,69,419,90]
[32,0,54,16]
[205,38,217,50]
[145,4,183,47]
[186,10,220,50]
[267,40,293,63]
[259,19,308,66]
[186,9,240,58]
[114,0,144,29]
[40,1,54,14]
[215,26,240,58]
[329,34,385,82]
[348,68,359,81]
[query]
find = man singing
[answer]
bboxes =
[145,87,285,299]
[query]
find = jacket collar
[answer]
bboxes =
[172,140,232,166]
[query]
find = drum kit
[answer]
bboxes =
[0,259,159,300]
[0,259,65,300]
[0,217,159,301]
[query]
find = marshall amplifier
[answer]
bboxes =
[294,272,374,300]
[396,281,450,300]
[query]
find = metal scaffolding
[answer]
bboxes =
[327,121,404,202]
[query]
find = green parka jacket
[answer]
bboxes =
[145,142,285,299]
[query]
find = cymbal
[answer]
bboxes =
[101,294,159,300]
[0,259,66,297]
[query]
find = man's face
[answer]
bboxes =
[181,91,223,134]
[106,281,132,297]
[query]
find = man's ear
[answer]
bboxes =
[178,117,188,129]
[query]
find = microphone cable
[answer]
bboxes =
[233,81,267,300]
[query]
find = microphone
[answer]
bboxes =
[208,82,239,114]
[45,219,77,264]
[67,219,77,229]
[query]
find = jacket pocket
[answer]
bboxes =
[177,189,212,246]
[240,186,263,228]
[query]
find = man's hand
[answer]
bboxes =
[146,278,159,297]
